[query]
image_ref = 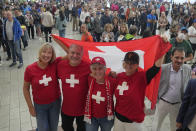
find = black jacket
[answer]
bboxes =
[176,79,196,129]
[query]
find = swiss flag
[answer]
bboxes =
[52,34,171,109]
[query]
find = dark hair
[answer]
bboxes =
[59,10,65,21]
[105,7,110,10]
[171,47,185,56]
[184,15,189,20]
[112,17,118,24]
[46,7,50,11]
[85,16,91,23]
[124,52,139,64]
[129,25,138,35]
[142,29,152,38]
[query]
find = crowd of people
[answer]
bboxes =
[0,0,195,131]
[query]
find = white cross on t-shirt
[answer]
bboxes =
[66,74,79,88]
[39,74,52,86]
[92,91,105,104]
[117,82,129,95]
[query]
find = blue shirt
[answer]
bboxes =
[147,14,156,27]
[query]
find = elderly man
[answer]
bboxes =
[165,33,193,63]
[57,44,90,131]
[152,47,192,131]
[3,10,23,69]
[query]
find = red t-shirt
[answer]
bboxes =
[115,71,147,123]
[57,60,90,116]
[24,57,62,104]
[88,76,116,118]
[160,5,166,13]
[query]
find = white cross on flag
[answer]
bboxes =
[39,74,52,86]
[52,34,171,109]
[92,91,105,104]
[66,74,79,88]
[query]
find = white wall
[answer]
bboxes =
[173,0,195,4]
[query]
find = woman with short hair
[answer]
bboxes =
[23,44,64,131]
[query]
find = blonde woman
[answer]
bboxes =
[100,24,115,42]
[23,44,64,131]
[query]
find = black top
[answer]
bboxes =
[116,65,160,123]
[16,15,26,26]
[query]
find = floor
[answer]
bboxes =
[0,22,171,131]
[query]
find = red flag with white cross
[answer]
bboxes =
[52,34,171,109]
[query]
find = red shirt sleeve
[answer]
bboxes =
[24,66,32,83]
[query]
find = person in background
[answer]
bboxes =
[81,23,93,42]
[32,6,41,37]
[3,10,23,69]
[41,7,54,43]
[165,33,193,63]
[85,16,94,33]
[112,17,119,36]
[115,23,128,42]
[100,7,112,28]
[64,5,70,22]
[122,25,138,41]
[80,6,90,24]
[25,11,34,39]
[100,24,114,42]
[139,7,147,36]
[23,44,62,131]
[158,12,168,35]
[1,10,11,61]
[93,11,103,42]
[188,19,196,59]
[72,3,78,31]
[15,8,28,50]
[56,10,67,38]
[147,9,157,35]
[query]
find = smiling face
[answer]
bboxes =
[123,61,138,76]
[68,44,83,66]
[90,64,106,81]
[39,47,53,64]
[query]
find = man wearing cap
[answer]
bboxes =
[152,47,191,131]
[84,57,116,131]
[113,51,165,131]
[188,19,196,58]
[165,32,193,63]
[57,44,90,131]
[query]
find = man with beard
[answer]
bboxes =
[152,47,192,131]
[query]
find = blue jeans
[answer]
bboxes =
[85,117,114,131]
[59,29,65,38]
[8,40,23,63]
[34,97,61,131]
